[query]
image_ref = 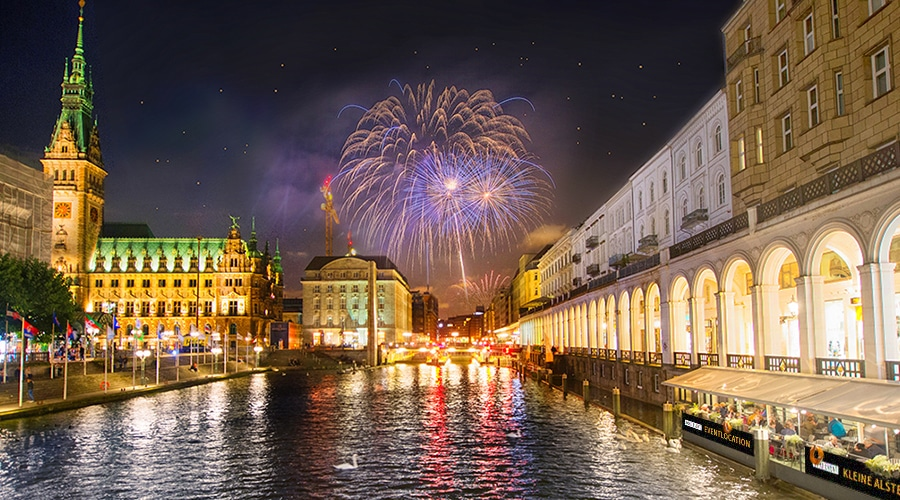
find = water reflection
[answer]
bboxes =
[0,365,807,498]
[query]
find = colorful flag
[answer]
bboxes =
[84,314,98,331]
[113,315,119,331]
[204,323,211,334]
[175,324,183,342]
[106,325,115,341]
[22,319,38,339]
[6,310,21,320]
[157,323,164,340]
[67,322,75,341]
[52,312,60,327]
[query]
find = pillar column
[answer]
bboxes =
[795,275,825,375]
[660,298,674,365]
[750,284,779,370]
[857,262,898,379]
[689,297,701,365]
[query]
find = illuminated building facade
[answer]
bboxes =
[519,0,900,406]
[38,8,283,346]
[301,255,412,346]
[411,291,439,342]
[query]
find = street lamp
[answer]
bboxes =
[254,345,263,369]
[211,346,222,374]
[136,349,151,386]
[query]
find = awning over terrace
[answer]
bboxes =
[663,366,900,430]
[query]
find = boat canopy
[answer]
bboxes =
[663,366,900,429]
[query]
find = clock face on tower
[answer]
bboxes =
[90,207,99,223]
[54,202,72,219]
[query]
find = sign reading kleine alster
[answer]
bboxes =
[804,445,900,499]
[681,414,754,456]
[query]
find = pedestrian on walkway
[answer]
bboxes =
[26,373,35,402]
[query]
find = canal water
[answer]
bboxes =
[0,363,809,499]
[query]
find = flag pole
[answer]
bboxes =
[50,320,55,380]
[155,329,160,385]
[63,322,69,400]
[18,322,25,407]
[3,306,8,384]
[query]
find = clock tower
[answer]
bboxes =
[40,1,107,304]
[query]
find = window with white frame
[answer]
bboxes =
[649,182,655,202]
[638,191,643,211]
[735,80,743,113]
[650,217,656,235]
[778,49,789,87]
[756,127,764,164]
[679,156,686,181]
[803,14,815,55]
[869,0,886,16]
[695,142,703,168]
[753,67,761,103]
[664,210,670,235]
[738,136,746,171]
[662,172,668,193]
[717,174,727,206]
[807,85,819,128]
[681,198,688,219]
[782,113,793,152]
[775,0,786,23]
[697,187,705,210]
[831,0,840,38]
[872,46,891,98]
[715,125,723,152]
[835,71,845,116]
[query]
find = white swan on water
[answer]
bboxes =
[334,454,358,470]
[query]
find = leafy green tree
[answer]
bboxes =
[0,254,81,342]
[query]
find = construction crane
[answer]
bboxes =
[321,175,340,256]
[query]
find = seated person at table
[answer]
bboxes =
[823,435,842,450]
[801,415,818,440]
[852,440,884,458]
[780,420,797,436]
[827,417,847,438]
[768,418,783,434]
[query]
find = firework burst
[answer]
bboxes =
[452,271,512,307]
[336,80,553,278]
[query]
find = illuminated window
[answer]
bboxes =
[753,67,761,103]
[738,136,746,171]
[735,80,743,113]
[756,127,764,163]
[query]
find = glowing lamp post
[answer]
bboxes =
[136,349,151,386]
[254,345,263,369]
[211,347,223,374]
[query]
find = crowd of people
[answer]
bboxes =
[690,401,890,462]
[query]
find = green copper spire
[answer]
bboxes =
[46,0,97,158]
[247,216,261,258]
[273,238,283,274]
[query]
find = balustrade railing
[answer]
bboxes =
[674,351,692,368]
[647,351,662,366]
[887,361,900,382]
[698,353,719,366]
[631,351,646,365]
[605,348,618,361]
[816,358,865,378]
[590,348,600,358]
[620,350,632,363]
[726,354,754,369]
[765,355,800,373]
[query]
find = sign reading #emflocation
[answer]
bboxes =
[681,414,754,456]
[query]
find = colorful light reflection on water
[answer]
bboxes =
[0,364,808,499]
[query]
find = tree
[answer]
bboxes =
[0,254,81,342]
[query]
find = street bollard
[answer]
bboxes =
[753,427,771,480]
[562,374,568,399]
[583,379,590,405]
[612,387,621,417]
[662,402,674,440]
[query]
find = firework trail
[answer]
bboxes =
[336,80,553,283]
[452,271,512,307]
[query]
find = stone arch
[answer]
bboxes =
[588,299,598,350]
[692,267,719,357]
[758,242,801,358]
[646,283,661,353]
[722,255,755,356]
[606,294,617,350]
[631,287,646,353]
[670,274,692,355]
[807,225,865,360]
[619,290,631,351]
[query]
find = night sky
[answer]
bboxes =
[0,1,741,315]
